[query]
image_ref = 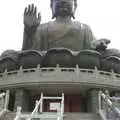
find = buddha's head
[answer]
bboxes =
[51,0,77,19]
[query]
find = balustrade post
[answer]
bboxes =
[75,64,81,79]
[94,66,99,79]
[111,69,116,81]
[36,64,41,75]
[55,64,61,73]
[17,66,23,77]
[2,69,7,80]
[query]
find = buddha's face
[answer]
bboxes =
[51,0,75,18]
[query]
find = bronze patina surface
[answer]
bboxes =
[22,0,96,51]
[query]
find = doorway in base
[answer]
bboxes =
[30,94,86,112]
[64,94,86,112]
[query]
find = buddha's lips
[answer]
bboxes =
[59,7,69,11]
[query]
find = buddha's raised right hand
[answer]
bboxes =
[24,4,41,33]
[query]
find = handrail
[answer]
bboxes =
[98,91,120,120]
[31,99,41,115]
[0,90,9,119]
[14,92,64,120]
[99,110,107,120]
[27,98,42,120]
[14,99,42,120]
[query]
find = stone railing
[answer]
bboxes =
[0,65,120,79]
[0,65,120,89]
[98,90,120,120]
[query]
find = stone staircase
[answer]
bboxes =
[0,112,100,120]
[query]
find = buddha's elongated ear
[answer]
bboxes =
[72,0,77,19]
[50,0,56,19]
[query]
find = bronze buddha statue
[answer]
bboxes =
[22,0,96,51]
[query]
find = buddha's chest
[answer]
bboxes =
[46,22,81,40]
[42,22,84,50]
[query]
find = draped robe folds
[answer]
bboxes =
[32,20,96,51]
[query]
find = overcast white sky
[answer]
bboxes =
[0,0,120,54]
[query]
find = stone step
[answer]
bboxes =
[2,112,100,120]
[1,112,58,120]
[64,113,100,120]
[0,111,16,120]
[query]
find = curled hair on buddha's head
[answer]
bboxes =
[50,0,78,19]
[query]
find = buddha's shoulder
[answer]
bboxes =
[73,21,91,29]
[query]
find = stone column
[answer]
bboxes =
[87,89,100,113]
[14,88,30,112]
